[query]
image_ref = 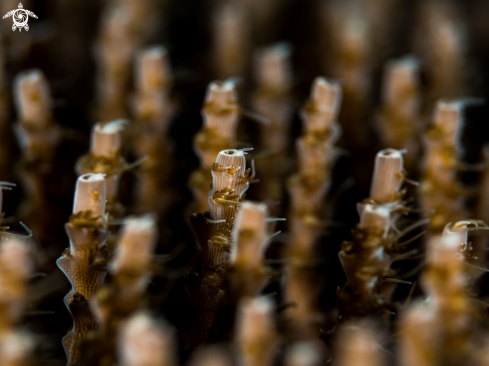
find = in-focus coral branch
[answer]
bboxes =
[76,120,127,219]
[188,149,252,348]
[57,173,109,366]
[369,148,405,205]
[338,147,420,318]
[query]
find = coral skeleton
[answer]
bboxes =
[338,147,420,317]
[76,120,127,219]
[368,148,405,207]
[188,149,253,347]
[57,173,110,366]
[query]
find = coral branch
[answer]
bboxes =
[14,69,52,127]
[370,149,404,205]
[335,321,385,366]
[72,174,106,217]
[421,100,467,231]
[235,297,277,366]
[321,4,371,146]
[0,238,33,366]
[287,77,342,255]
[0,238,32,324]
[89,214,158,364]
[95,0,160,119]
[76,120,127,218]
[377,56,421,171]
[285,342,324,366]
[414,0,468,108]
[13,70,59,172]
[285,77,342,338]
[189,346,232,366]
[229,201,269,298]
[188,149,251,347]
[118,312,175,366]
[189,81,241,213]
[13,69,62,252]
[338,204,391,318]
[57,174,110,366]
[109,215,157,298]
[132,47,176,215]
[252,43,293,210]
[212,3,249,78]
[400,233,473,366]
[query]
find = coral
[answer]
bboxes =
[57,174,110,365]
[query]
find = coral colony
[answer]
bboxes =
[4,0,489,365]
